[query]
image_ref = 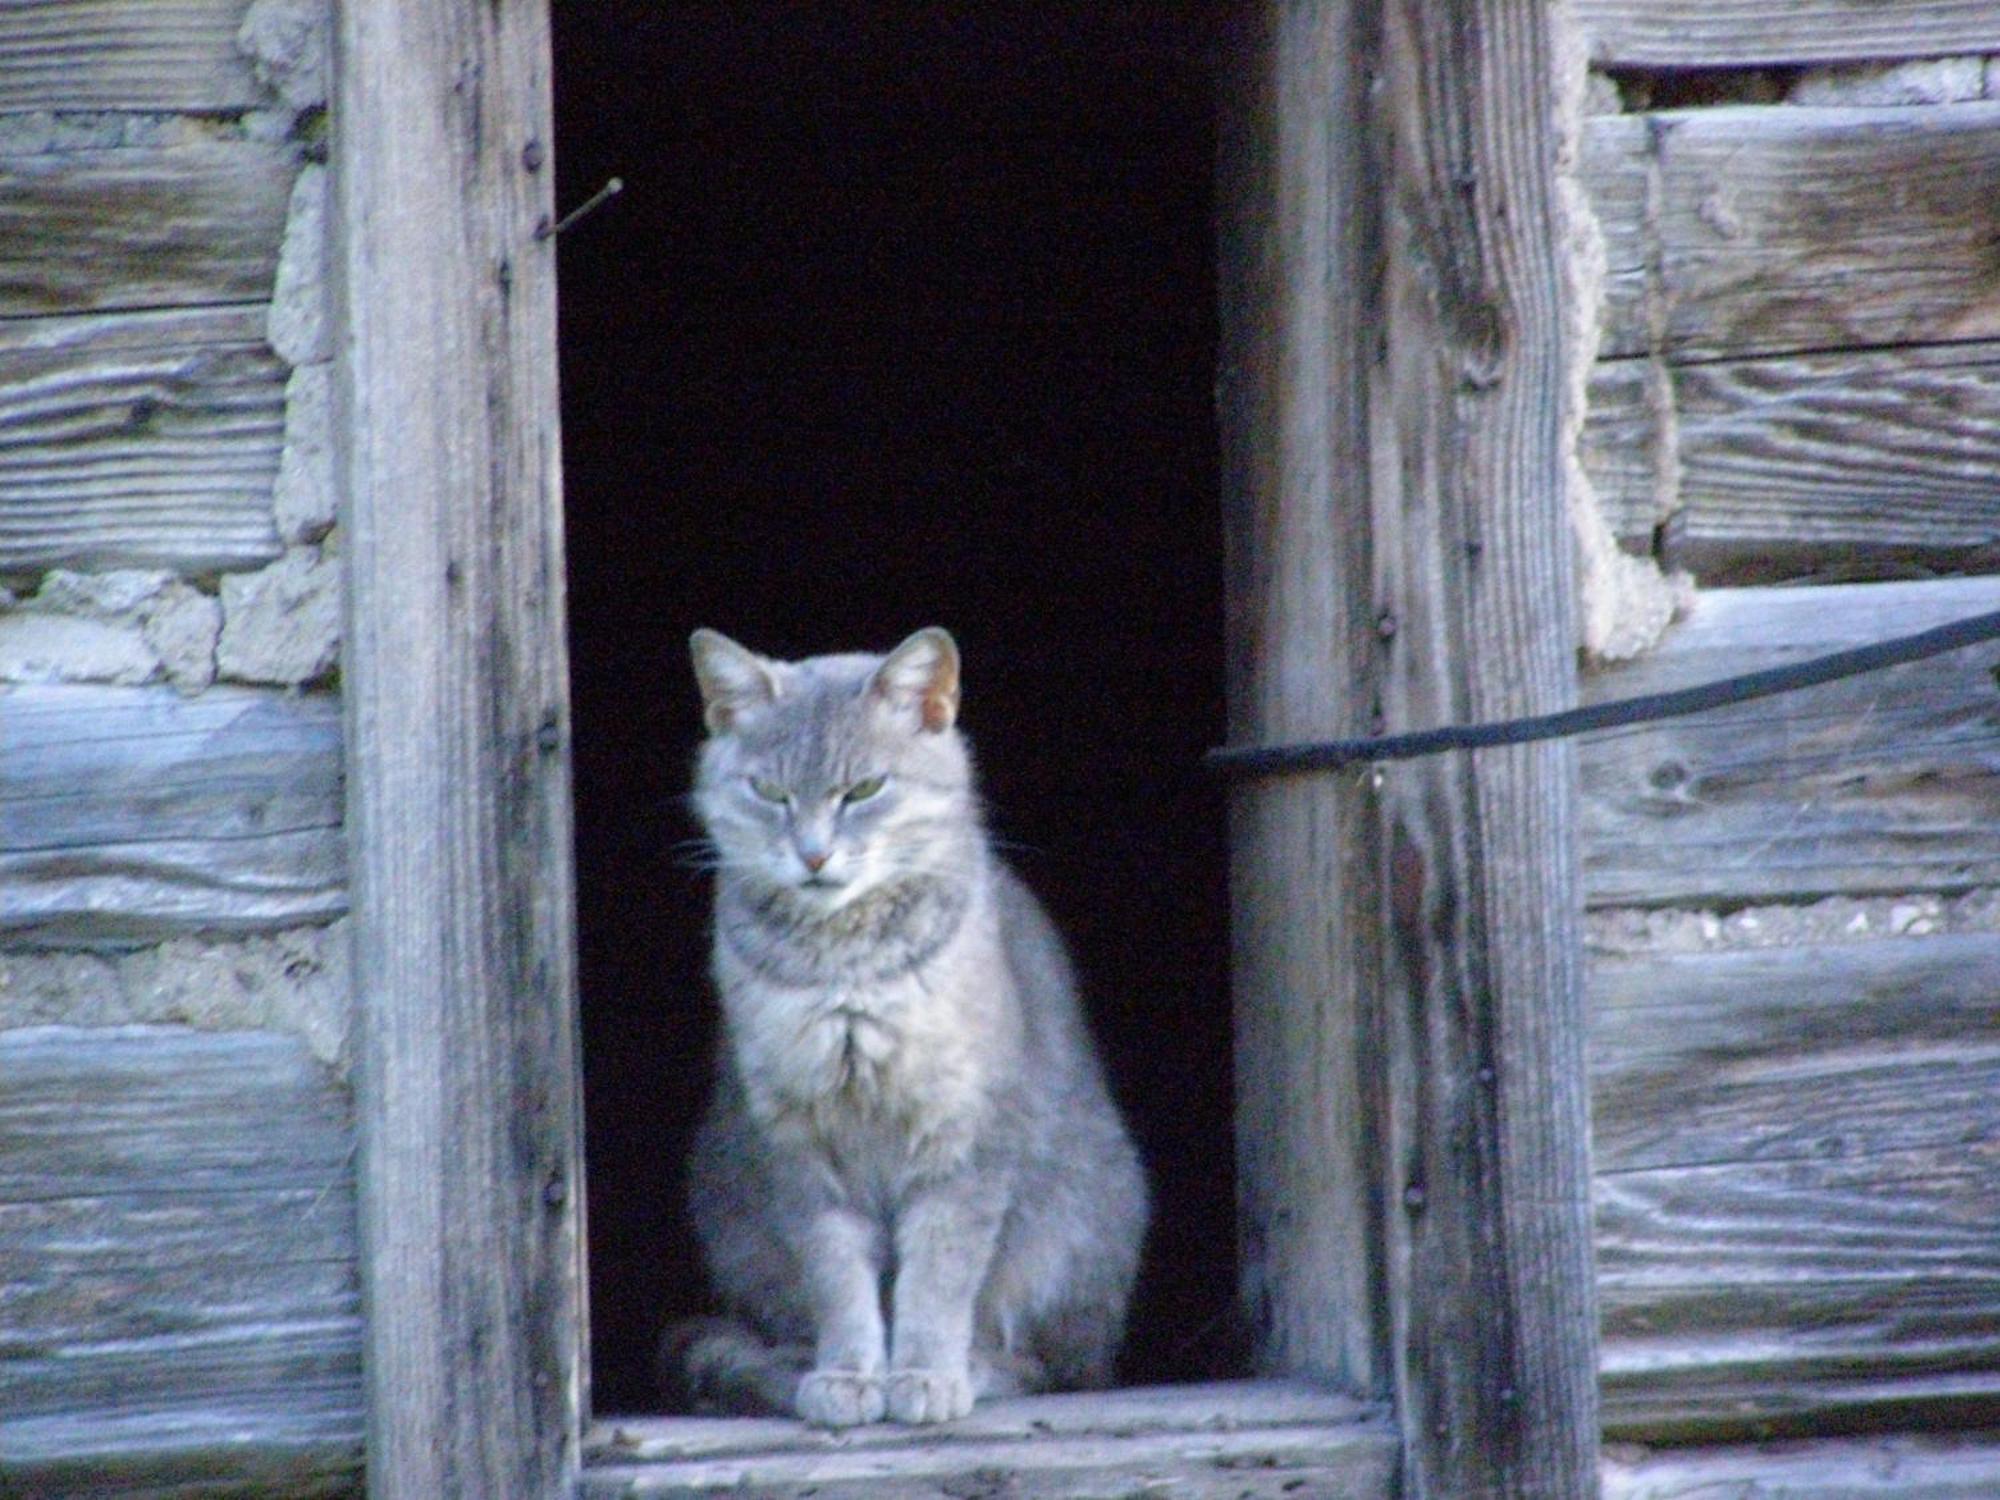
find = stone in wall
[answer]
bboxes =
[269,163,329,367]
[0,922,352,1074]
[274,362,336,544]
[0,570,219,690]
[142,583,225,691]
[0,951,126,1027]
[1588,888,2000,957]
[217,541,341,686]
[1556,29,1694,660]
[1789,56,1988,107]
[238,0,331,115]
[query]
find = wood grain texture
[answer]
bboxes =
[1584,342,2000,584]
[0,305,285,575]
[1374,1,1599,1491]
[334,1,585,1495]
[1215,0,1388,1398]
[1592,934,2000,1174]
[1580,578,2000,907]
[1591,937,2000,1440]
[0,0,261,113]
[583,1382,1396,1499]
[0,139,293,319]
[1602,1430,2000,1498]
[1576,1,2000,67]
[0,1025,361,1497]
[1584,104,2000,362]
[0,683,345,945]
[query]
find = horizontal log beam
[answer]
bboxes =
[1604,1429,2000,1498]
[1584,104,2000,363]
[0,0,262,113]
[1576,2,2000,68]
[1585,341,2000,584]
[0,306,285,575]
[1591,936,2000,1439]
[583,1383,1396,1499]
[0,683,346,944]
[1592,933,2000,1173]
[0,140,293,320]
[0,1026,362,1495]
[1580,578,2000,907]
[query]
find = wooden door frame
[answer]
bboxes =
[330,1,1597,1495]
[1218,2,1601,1493]
[332,1,586,1496]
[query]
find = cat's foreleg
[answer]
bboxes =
[795,1208,889,1427]
[886,1182,1006,1423]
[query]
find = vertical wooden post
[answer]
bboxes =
[1217,0,1390,1399]
[333,2,585,1497]
[1373,2,1601,1495]
[1219,0,1600,1493]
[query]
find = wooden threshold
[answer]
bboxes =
[580,1380,1396,1499]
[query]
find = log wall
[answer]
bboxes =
[0,3,360,1494]
[1577,92,2000,584]
[0,1027,360,1496]
[1574,12,2000,1478]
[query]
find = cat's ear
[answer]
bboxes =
[690,629,780,734]
[872,627,960,733]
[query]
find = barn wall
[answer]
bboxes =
[0,2,361,1493]
[1569,18,2000,1458]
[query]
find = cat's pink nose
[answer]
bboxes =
[802,850,830,873]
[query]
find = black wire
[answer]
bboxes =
[1205,607,2000,778]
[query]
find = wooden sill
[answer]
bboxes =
[581,1379,1396,1498]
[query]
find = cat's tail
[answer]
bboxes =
[658,1316,808,1415]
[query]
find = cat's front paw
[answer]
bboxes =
[796,1369,885,1428]
[886,1366,974,1424]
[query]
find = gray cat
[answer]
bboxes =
[665,626,1147,1427]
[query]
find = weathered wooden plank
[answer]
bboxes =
[589,1381,1381,1459]
[1599,1151,2000,1438]
[1585,104,2000,361]
[1576,1,2000,68]
[584,1382,1396,1500]
[0,1020,352,1201]
[2,1404,360,1500]
[1589,938,2000,1439]
[1215,0,1386,1397]
[0,1,262,114]
[1602,1430,2000,1499]
[336,0,585,1495]
[584,1425,1398,1499]
[0,139,294,319]
[1,1262,359,1411]
[1580,577,2000,907]
[0,305,285,574]
[1591,934,2000,1173]
[0,683,346,944]
[1584,342,2000,583]
[0,1026,361,1497]
[1371,1,1601,1493]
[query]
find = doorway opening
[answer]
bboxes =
[553,1,1234,1413]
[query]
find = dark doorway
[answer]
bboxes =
[553,1,1235,1413]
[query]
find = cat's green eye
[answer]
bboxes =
[748,776,789,803]
[843,775,887,804]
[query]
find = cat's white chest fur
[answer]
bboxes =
[723,925,1006,1166]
